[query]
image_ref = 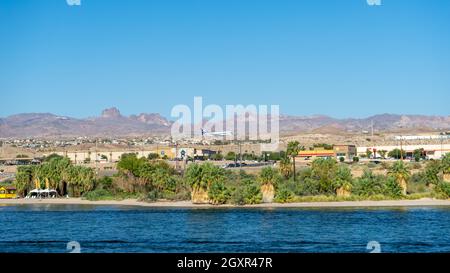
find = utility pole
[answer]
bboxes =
[239,141,242,171]
[400,136,404,160]
[95,138,98,176]
[371,119,374,138]
[175,142,179,171]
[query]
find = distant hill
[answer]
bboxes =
[0,108,449,138]
[280,114,450,134]
[0,108,171,138]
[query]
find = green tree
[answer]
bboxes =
[225,151,236,161]
[210,153,224,161]
[208,180,230,205]
[43,153,64,162]
[352,169,384,197]
[258,167,280,203]
[387,161,410,195]
[15,166,34,196]
[333,165,353,196]
[311,158,338,194]
[423,160,441,186]
[413,148,425,162]
[287,141,301,181]
[259,167,280,187]
[274,187,295,203]
[117,153,147,177]
[185,163,226,204]
[278,156,292,179]
[147,153,160,160]
[441,153,450,182]
[388,149,406,160]
[384,176,403,198]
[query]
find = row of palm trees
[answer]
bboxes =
[15,156,95,197]
[283,141,450,193]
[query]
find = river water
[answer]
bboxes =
[0,205,449,253]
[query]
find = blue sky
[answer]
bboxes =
[0,0,449,119]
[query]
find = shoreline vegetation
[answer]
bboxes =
[2,197,450,208]
[5,144,450,207]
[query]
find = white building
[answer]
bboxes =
[357,144,450,160]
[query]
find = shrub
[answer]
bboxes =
[408,173,429,194]
[230,179,262,205]
[208,181,230,205]
[352,169,384,197]
[388,149,406,159]
[295,178,320,196]
[147,190,160,201]
[230,189,245,205]
[242,182,262,204]
[83,189,120,201]
[274,187,295,203]
[95,176,114,191]
[353,156,359,162]
[310,158,338,194]
[434,182,450,199]
[384,177,403,198]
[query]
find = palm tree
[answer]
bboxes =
[424,160,441,187]
[334,165,353,197]
[311,158,338,194]
[442,153,450,182]
[258,167,280,203]
[185,163,225,204]
[278,156,292,179]
[387,161,410,195]
[15,166,34,197]
[287,141,301,181]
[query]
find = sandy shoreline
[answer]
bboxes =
[1,198,450,208]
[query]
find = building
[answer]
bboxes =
[297,145,357,161]
[333,145,357,161]
[357,144,450,160]
[298,148,335,159]
[47,147,177,164]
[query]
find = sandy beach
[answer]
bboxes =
[1,198,450,208]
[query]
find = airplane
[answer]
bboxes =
[201,129,233,137]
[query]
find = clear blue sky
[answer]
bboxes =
[1,0,449,119]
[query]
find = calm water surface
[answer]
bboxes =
[0,205,449,253]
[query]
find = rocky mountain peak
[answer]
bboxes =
[101,107,122,119]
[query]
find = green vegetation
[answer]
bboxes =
[287,141,301,181]
[312,143,333,150]
[15,156,94,197]
[147,153,160,160]
[413,148,426,162]
[388,149,406,159]
[13,149,450,205]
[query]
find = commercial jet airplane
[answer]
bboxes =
[201,129,233,137]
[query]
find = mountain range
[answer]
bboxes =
[0,107,449,138]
